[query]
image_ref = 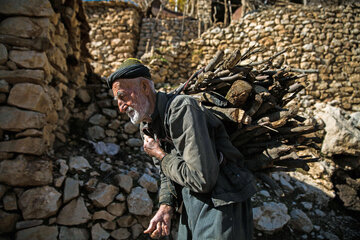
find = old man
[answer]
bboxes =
[107,58,256,239]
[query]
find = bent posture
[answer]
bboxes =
[107,59,256,239]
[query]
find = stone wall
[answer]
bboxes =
[190,4,360,111]
[0,0,90,156]
[136,18,199,85]
[84,1,141,77]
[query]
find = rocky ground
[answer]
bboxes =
[50,101,360,240]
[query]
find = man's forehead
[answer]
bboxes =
[112,78,135,90]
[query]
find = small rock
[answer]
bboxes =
[91,223,109,240]
[99,162,112,172]
[106,202,126,217]
[117,214,137,227]
[126,138,142,147]
[114,174,133,193]
[102,108,117,118]
[59,227,89,240]
[0,184,7,199]
[69,156,92,173]
[101,221,117,231]
[314,209,326,217]
[77,89,91,103]
[88,125,105,140]
[54,176,66,188]
[127,187,153,216]
[57,159,69,176]
[3,192,17,210]
[0,44,8,65]
[124,122,139,134]
[63,178,79,203]
[16,220,43,230]
[15,225,58,240]
[0,209,20,233]
[290,209,313,233]
[280,176,294,193]
[301,202,313,210]
[84,178,98,192]
[93,210,116,222]
[57,197,91,226]
[89,114,108,127]
[138,173,158,193]
[131,223,143,239]
[323,231,340,240]
[252,202,290,234]
[111,228,131,240]
[0,79,9,93]
[19,186,61,219]
[258,190,270,198]
[115,193,126,201]
[88,182,119,207]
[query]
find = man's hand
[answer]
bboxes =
[143,134,166,160]
[144,204,173,239]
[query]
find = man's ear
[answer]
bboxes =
[140,78,150,95]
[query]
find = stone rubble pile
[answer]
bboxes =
[0,150,161,239]
[84,1,141,77]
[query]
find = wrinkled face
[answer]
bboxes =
[112,78,150,124]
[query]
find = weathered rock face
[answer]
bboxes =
[0,155,52,186]
[7,83,53,114]
[18,186,61,220]
[59,227,89,240]
[56,197,91,226]
[127,187,153,216]
[252,202,291,234]
[0,106,46,131]
[315,103,360,157]
[88,183,119,208]
[15,225,58,240]
[289,209,313,233]
[0,209,20,233]
[0,137,46,155]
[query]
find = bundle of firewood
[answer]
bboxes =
[171,46,321,192]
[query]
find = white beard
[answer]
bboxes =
[126,100,150,124]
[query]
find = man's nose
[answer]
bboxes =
[117,100,127,113]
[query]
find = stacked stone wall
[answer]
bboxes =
[84,1,141,77]
[136,18,199,84]
[0,0,90,156]
[190,4,360,111]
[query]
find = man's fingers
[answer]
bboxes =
[156,222,162,236]
[161,222,169,236]
[143,221,156,234]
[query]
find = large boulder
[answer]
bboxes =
[0,155,52,186]
[59,227,89,240]
[18,186,61,219]
[289,209,313,233]
[315,103,360,156]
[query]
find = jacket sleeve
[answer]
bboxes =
[160,99,220,193]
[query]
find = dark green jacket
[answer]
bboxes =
[141,92,256,208]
